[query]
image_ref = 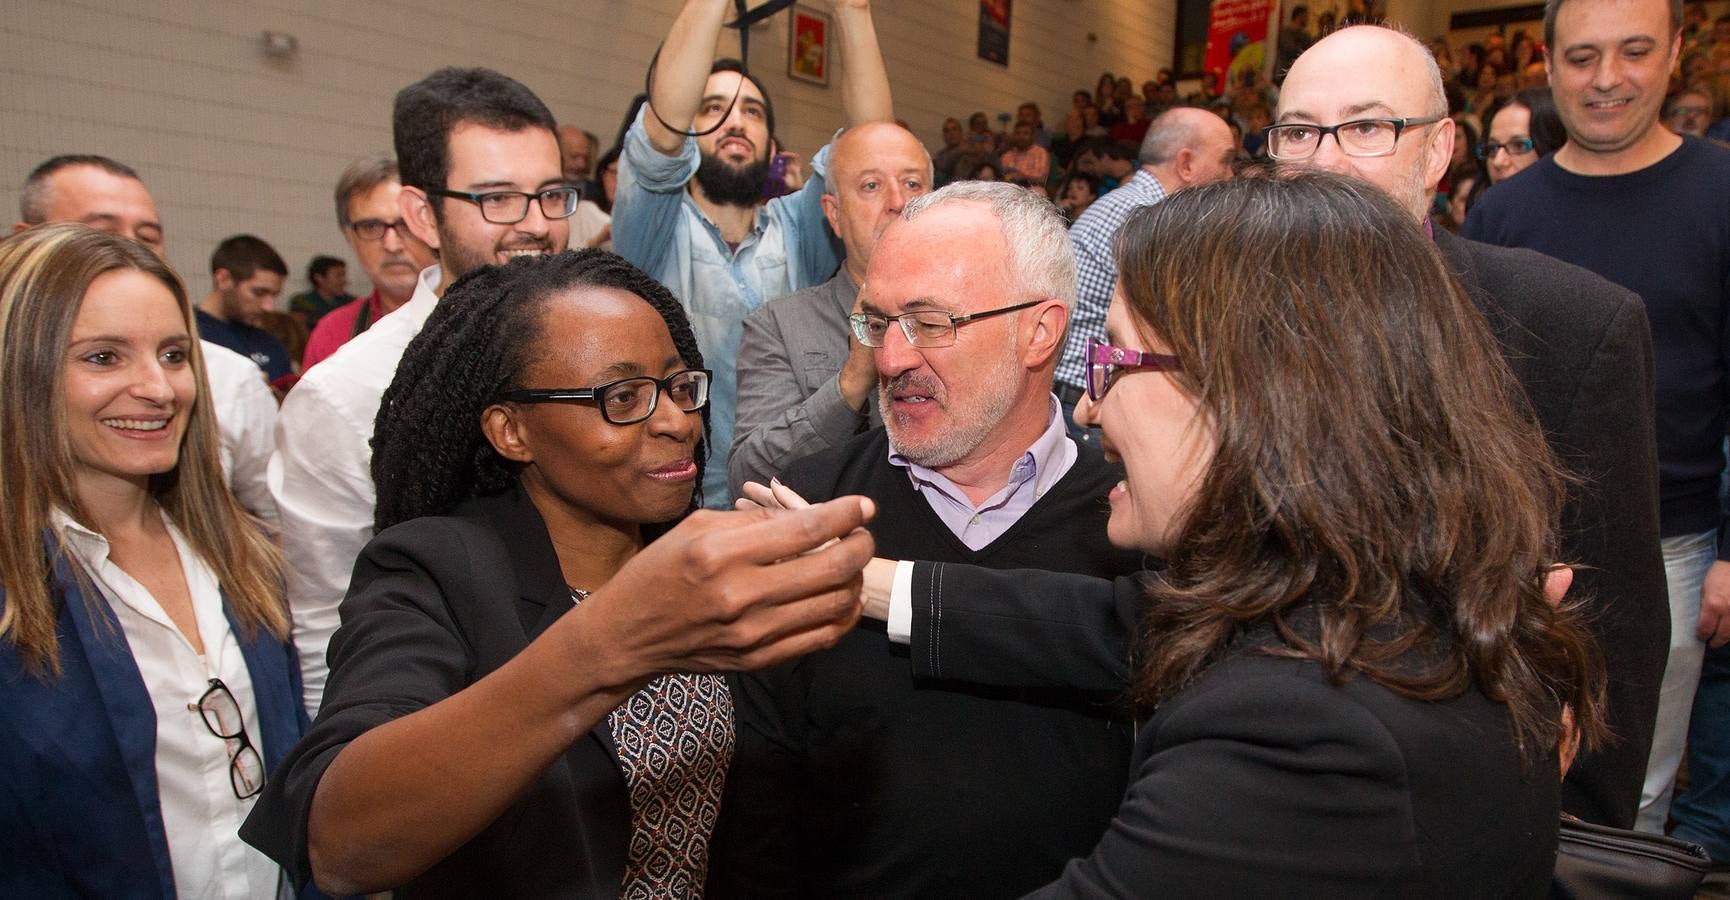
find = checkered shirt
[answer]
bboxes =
[1055,168,1168,394]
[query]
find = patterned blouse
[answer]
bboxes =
[573,589,734,897]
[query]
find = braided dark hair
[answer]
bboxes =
[371,249,707,532]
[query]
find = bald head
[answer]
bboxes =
[557,124,595,183]
[1277,25,1455,219]
[823,122,934,280]
[14,159,165,256]
[1139,107,1239,190]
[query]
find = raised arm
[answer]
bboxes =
[644,0,733,155]
[832,0,893,124]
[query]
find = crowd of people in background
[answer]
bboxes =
[2,0,1728,895]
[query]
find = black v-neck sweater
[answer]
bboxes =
[712,427,1143,899]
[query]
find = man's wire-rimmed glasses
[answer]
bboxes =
[1263,115,1446,160]
[423,186,581,225]
[1086,336,1184,402]
[497,368,712,426]
[194,677,265,800]
[848,299,1043,349]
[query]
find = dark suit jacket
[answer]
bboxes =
[0,548,313,899]
[240,487,631,898]
[1435,229,1667,827]
[1024,639,1558,899]
[905,232,1667,828]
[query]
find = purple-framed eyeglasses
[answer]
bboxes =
[1086,336,1183,402]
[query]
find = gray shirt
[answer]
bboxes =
[728,269,879,493]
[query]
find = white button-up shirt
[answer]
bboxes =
[201,340,278,527]
[54,509,279,899]
[270,264,441,715]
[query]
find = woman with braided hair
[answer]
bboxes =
[243,249,880,898]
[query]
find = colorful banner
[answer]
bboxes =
[1203,0,1274,93]
[978,0,1011,66]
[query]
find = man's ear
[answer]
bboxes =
[820,192,842,238]
[400,185,442,251]
[213,268,235,292]
[1173,147,1197,186]
[481,404,534,464]
[1023,299,1070,368]
[1422,116,1456,198]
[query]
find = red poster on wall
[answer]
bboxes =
[1203,0,1274,93]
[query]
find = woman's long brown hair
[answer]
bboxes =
[0,224,287,677]
[1116,172,1606,763]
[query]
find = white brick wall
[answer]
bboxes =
[0,0,1174,299]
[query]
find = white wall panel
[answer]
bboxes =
[1,0,1174,298]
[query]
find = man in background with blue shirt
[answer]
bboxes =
[612,0,891,507]
[196,234,293,385]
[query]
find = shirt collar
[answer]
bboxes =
[889,394,1074,505]
[51,506,181,558]
[51,508,106,555]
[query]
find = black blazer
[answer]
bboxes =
[1023,638,1559,899]
[241,487,631,898]
[1435,230,1667,828]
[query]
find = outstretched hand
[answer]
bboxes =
[583,495,876,679]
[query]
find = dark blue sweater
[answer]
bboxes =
[1463,137,1730,552]
[196,309,292,382]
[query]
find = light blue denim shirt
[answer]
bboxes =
[613,107,841,508]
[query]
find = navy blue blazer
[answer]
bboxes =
[0,549,312,899]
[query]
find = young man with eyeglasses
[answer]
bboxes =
[613,0,892,509]
[271,67,573,715]
[300,155,436,371]
[715,181,1144,897]
[1464,0,1730,851]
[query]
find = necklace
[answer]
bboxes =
[569,587,590,604]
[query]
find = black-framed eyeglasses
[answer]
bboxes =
[1086,336,1183,402]
[348,218,410,241]
[498,368,711,425]
[1263,115,1446,160]
[194,678,265,800]
[423,186,581,225]
[848,299,1043,349]
[1475,137,1536,160]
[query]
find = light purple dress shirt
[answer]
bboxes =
[887,394,1079,551]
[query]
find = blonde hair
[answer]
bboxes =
[0,224,287,676]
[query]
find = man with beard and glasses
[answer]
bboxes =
[612,0,892,508]
[709,181,1143,898]
[271,66,573,715]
